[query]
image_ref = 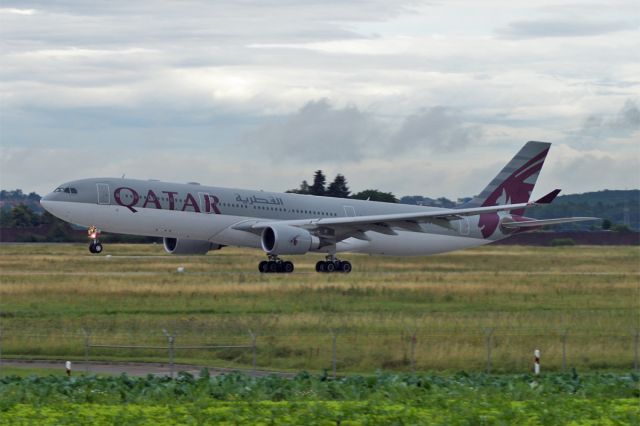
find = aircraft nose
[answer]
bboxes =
[40,197,53,213]
[40,192,60,214]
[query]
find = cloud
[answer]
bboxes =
[542,144,640,193]
[391,107,482,152]
[578,99,640,142]
[613,99,640,129]
[497,19,638,39]
[247,99,385,162]
[0,8,36,15]
[247,100,482,163]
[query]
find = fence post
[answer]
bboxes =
[330,329,337,379]
[248,329,257,373]
[484,328,494,374]
[0,326,3,375]
[162,329,175,379]
[534,349,541,375]
[82,328,91,375]
[634,328,639,372]
[561,330,567,371]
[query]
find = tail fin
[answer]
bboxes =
[460,141,551,216]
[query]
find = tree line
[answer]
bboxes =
[287,170,398,203]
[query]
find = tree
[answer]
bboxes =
[601,218,612,230]
[309,170,326,196]
[326,174,350,198]
[46,221,73,242]
[352,189,398,203]
[612,224,631,233]
[0,207,11,227]
[286,180,310,195]
[10,204,40,227]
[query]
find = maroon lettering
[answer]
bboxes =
[162,191,178,210]
[204,194,221,214]
[142,189,161,209]
[114,187,139,213]
[182,193,201,212]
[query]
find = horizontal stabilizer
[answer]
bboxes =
[502,217,599,229]
[535,189,561,204]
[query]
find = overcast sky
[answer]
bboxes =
[1,0,638,198]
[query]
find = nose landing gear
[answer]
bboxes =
[88,226,103,254]
[316,255,352,273]
[258,255,294,273]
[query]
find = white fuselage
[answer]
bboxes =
[41,178,503,256]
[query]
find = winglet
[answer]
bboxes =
[535,189,561,204]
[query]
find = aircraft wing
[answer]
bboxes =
[232,190,595,242]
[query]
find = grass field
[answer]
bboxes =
[0,243,638,373]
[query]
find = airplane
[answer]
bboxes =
[40,141,597,273]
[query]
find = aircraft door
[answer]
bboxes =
[343,206,356,217]
[97,184,110,205]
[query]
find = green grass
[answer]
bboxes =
[1,244,638,372]
[0,367,67,377]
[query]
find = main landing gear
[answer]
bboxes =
[316,255,352,274]
[259,255,294,274]
[258,255,352,274]
[88,226,103,254]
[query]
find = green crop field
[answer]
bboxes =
[1,371,638,425]
[0,243,638,373]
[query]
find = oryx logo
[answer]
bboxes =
[290,235,300,246]
[478,148,547,238]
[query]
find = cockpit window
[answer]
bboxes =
[53,187,77,194]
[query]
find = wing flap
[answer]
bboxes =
[502,217,598,229]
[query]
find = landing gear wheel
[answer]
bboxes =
[283,261,294,273]
[260,256,295,274]
[87,226,102,255]
[315,256,351,273]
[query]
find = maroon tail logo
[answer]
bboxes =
[478,149,548,238]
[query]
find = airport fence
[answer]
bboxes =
[0,326,638,377]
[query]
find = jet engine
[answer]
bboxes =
[261,225,320,255]
[163,237,221,255]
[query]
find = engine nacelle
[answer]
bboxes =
[261,225,320,255]
[163,237,221,255]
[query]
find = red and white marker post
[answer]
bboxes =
[534,349,541,375]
